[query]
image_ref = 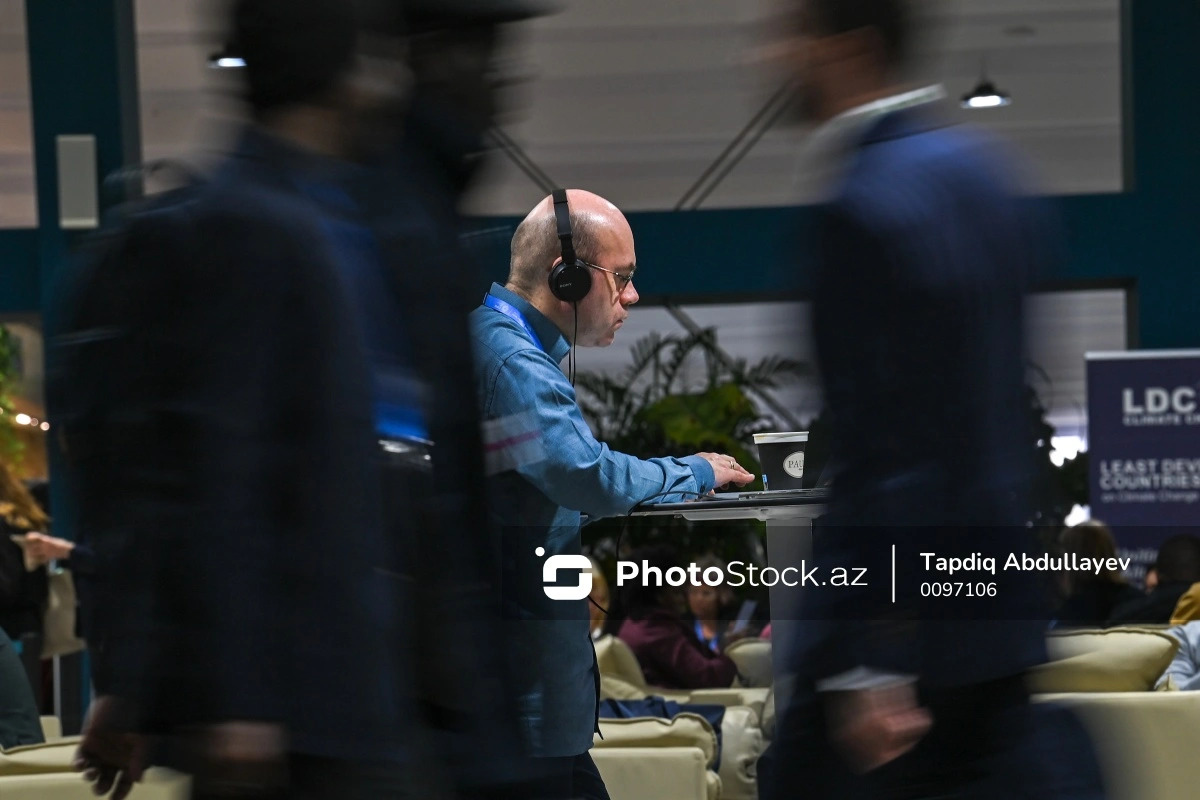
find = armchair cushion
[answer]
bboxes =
[1029,628,1179,693]
[595,714,718,769]
[591,747,719,800]
[724,638,773,688]
[1034,692,1200,800]
[716,705,765,800]
[0,738,81,776]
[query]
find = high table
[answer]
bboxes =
[631,489,829,692]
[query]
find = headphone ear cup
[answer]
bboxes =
[549,260,592,303]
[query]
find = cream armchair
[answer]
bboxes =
[1027,626,1199,800]
[0,735,189,800]
[593,635,769,800]
[593,714,722,800]
[723,638,773,689]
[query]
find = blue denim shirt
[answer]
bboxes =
[470,283,716,757]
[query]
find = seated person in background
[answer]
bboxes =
[1108,534,1200,625]
[588,557,610,640]
[1158,621,1200,690]
[0,461,50,643]
[1054,520,1142,627]
[0,627,44,749]
[615,545,739,690]
[1170,581,1200,624]
[686,554,750,651]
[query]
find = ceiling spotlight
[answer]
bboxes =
[962,80,1011,109]
[962,59,1010,110]
[208,46,245,70]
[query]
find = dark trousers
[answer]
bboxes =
[519,752,610,800]
[379,443,539,797]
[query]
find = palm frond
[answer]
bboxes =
[622,332,675,385]
[736,356,811,389]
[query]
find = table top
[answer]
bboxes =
[631,488,830,521]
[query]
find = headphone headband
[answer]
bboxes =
[548,188,591,305]
[552,188,577,267]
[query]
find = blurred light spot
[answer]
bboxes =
[209,56,246,69]
[1050,435,1084,467]
[1064,505,1091,527]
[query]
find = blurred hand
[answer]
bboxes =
[696,453,755,488]
[74,696,150,800]
[193,721,288,797]
[24,532,75,564]
[825,683,932,773]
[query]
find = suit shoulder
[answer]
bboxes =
[143,170,332,287]
[855,125,1024,195]
[837,125,1027,229]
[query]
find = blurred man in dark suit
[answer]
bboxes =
[56,1,417,797]
[349,1,559,797]
[760,1,1102,798]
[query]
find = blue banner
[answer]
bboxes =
[1087,350,1200,582]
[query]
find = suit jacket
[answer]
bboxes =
[796,107,1052,689]
[352,92,539,786]
[53,128,405,762]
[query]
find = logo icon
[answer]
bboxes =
[537,547,593,600]
[783,451,805,478]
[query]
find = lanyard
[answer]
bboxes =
[483,294,545,353]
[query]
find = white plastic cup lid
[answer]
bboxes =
[752,431,809,444]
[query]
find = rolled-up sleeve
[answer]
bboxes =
[488,348,715,518]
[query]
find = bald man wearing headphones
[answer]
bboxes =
[469,189,754,798]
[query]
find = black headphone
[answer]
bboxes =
[548,188,592,304]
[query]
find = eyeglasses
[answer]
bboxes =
[582,261,637,291]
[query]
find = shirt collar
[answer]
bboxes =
[797,84,946,198]
[487,283,571,363]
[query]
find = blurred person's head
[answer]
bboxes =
[232,0,360,124]
[395,0,546,139]
[0,461,49,532]
[1153,535,1200,586]
[617,545,687,619]
[1060,520,1126,592]
[588,557,610,636]
[772,0,914,124]
[687,555,734,620]
[507,190,639,347]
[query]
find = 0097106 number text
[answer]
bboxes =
[919,582,997,597]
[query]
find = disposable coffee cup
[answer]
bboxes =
[752,432,809,491]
